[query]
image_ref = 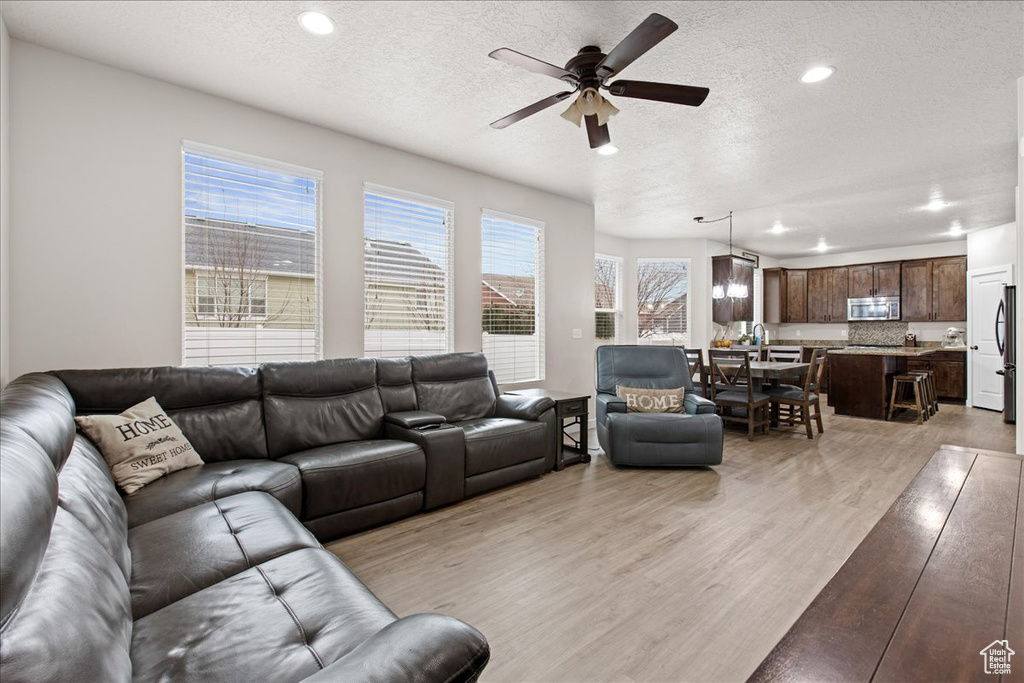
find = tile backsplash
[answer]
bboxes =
[848,321,908,346]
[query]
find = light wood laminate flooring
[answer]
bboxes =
[327,404,1016,682]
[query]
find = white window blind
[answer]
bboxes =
[363,184,454,358]
[595,254,622,345]
[481,210,545,383]
[637,258,690,347]
[182,142,322,366]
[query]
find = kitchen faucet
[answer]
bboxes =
[752,323,768,346]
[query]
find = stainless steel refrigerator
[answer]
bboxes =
[996,284,1016,424]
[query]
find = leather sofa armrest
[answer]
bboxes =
[684,393,717,415]
[384,422,465,509]
[596,392,627,422]
[494,394,555,421]
[385,410,447,430]
[300,613,490,683]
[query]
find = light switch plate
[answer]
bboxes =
[572,328,582,339]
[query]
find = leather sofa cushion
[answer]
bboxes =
[129,491,320,619]
[54,366,268,462]
[1,373,77,470]
[0,507,133,683]
[281,440,425,521]
[124,459,301,528]
[130,548,396,683]
[412,353,496,422]
[58,436,131,582]
[458,418,546,477]
[261,358,385,457]
[376,357,417,413]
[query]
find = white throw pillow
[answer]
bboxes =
[75,397,203,494]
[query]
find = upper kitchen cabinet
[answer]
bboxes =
[849,262,901,298]
[712,255,755,323]
[783,269,808,323]
[808,267,849,323]
[900,256,967,321]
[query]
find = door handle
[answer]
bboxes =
[970,345,979,350]
[996,299,1005,355]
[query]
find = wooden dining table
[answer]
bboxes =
[703,359,811,428]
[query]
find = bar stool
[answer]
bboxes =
[888,374,927,424]
[908,371,939,417]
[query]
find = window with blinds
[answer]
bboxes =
[636,258,690,347]
[363,184,454,358]
[481,210,545,383]
[595,254,622,345]
[182,143,322,366]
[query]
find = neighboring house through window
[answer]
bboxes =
[595,254,622,345]
[182,143,322,366]
[636,258,690,347]
[363,184,454,358]
[481,210,545,383]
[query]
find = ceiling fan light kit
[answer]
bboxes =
[488,13,709,151]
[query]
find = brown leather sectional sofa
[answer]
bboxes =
[0,352,556,682]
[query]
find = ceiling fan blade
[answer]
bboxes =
[585,114,611,149]
[607,80,710,106]
[489,48,577,82]
[596,13,678,78]
[490,91,575,129]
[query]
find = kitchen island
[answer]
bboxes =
[828,346,967,420]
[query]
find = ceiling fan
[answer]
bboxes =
[488,13,709,150]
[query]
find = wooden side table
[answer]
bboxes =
[506,388,591,470]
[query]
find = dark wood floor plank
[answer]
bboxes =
[873,454,1022,683]
[747,447,976,683]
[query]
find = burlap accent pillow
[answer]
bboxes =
[75,397,203,494]
[616,385,686,413]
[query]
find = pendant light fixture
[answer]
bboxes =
[695,211,749,300]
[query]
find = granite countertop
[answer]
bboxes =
[831,348,966,358]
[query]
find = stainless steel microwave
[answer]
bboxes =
[847,296,900,321]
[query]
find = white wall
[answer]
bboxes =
[7,41,595,394]
[968,222,1017,274]
[0,17,10,386]
[776,240,969,342]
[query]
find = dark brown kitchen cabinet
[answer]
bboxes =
[807,267,848,323]
[711,255,755,323]
[782,269,808,323]
[848,262,901,298]
[900,256,967,322]
[907,351,966,400]
[932,257,967,321]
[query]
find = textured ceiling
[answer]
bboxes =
[2,1,1021,257]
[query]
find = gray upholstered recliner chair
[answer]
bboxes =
[596,345,724,466]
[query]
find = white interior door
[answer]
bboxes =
[968,265,1012,411]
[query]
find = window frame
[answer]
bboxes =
[181,140,323,366]
[194,272,269,323]
[481,208,546,384]
[362,182,455,358]
[635,257,691,347]
[595,253,623,345]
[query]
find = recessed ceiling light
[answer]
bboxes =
[596,144,618,156]
[298,11,335,35]
[948,220,964,237]
[800,66,835,84]
[769,221,788,234]
[814,239,829,252]
[925,199,950,211]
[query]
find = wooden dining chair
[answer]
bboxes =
[766,348,826,439]
[684,348,708,397]
[709,349,770,441]
[731,344,763,361]
[764,345,804,392]
[766,345,803,363]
